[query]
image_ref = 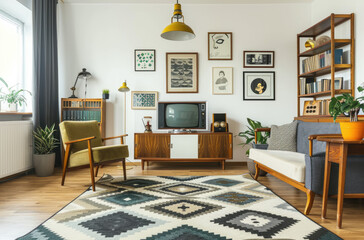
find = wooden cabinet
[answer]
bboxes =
[134,132,233,170]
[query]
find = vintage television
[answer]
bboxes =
[158,102,208,131]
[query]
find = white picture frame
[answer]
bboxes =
[131,91,158,110]
[212,67,233,95]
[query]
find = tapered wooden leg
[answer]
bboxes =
[95,166,100,177]
[221,160,225,170]
[122,159,127,180]
[61,145,71,186]
[254,162,260,180]
[337,144,348,228]
[304,190,315,215]
[322,144,332,219]
[87,140,96,191]
[141,160,145,170]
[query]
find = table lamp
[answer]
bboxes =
[69,68,92,98]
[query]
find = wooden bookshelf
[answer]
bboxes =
[297,13,355,118]
[61,98,106,138]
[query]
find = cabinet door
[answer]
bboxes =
[198,133,232,159]
[170,135,198,159]
[134,134,170,159]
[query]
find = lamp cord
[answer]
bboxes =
[85,77,88,99]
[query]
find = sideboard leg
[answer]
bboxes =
[221,160,225,170]
[141,160,145,170]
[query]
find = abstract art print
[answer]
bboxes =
[243,51,274,68]
[135,49,155,71]
[131,91,158,109]
[208,32,232,60]
[166,53,198,93]
[243,71,275,100]
[212,67,233,95]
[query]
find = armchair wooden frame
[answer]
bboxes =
[61,134,128,191]
[252,128,340,215]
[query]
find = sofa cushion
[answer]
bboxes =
[249,148,306,182]
[267,121,297,152]
[296,121,341,155]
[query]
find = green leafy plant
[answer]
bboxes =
[237,118,270,156]
[329,86,364,122]
[0,77,31,106]
[33,124,59,155]
[102,89,109,94]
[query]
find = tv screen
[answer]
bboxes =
[165,104,199,128]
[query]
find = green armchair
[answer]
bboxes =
[59,121,129,191]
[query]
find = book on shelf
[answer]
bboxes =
[301,49,343,74]
[62,110,101,122]
[300,77,344,95]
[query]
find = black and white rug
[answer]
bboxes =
[19,175,341,240]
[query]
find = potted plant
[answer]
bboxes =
[329,85,364,140]
[102,89,109,100]
[0,77,31,112]
[237,118,270,176]
[33,124,59,177]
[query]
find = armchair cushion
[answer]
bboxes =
[69,144,129,168]
[250,148,306,182]
[59,121,103,153]
[267,121,298,152]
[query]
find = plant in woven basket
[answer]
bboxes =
[33,124,59,155]
[237,118,270,156]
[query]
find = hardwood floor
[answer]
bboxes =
[0,162,363,239]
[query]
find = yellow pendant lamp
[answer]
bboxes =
[161,1,195,41]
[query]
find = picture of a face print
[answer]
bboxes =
[212,67,233,95]
[243,71,275,100]
[208,32,232,60]
[251,78,267,94]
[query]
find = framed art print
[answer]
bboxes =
[135,49,155,71]
[243,51,274,68]
[212,67,233,95]
[243,71,275,100]
[208,32,232,60]
[131,91,158,109]
[166,52,198,93]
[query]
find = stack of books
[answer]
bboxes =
[301,49,343,73]
[300,77,344,95]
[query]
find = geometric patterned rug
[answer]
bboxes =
[18,174,342,240]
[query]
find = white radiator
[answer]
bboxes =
[0,121,33,178]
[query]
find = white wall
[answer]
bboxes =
[58,2,311,162]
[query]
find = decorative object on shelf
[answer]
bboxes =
[131,91,158,110]
[243,51,274,68]
[118,81,130,135]
[0,77,31,112]
[304,39,316,50]
[316,35,331,46]
[166,52,198,93]
[237,118,269,176]
[212,113,228,132]
[33,124,59,177]
[161,0,195,41]
[142,116,152,133]
[212,67,233,95]
[208,32,232,60]
[329,85,364,140]
[102,89,109,100]
[135,49,156,71]
[303,100,321,116]
[69,68,92,98]
[243,71,275,101]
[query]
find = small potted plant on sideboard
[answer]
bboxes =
[33,124,59,177]
[102,89,109,100]
[0,77,31,112]
[329,85,364,140]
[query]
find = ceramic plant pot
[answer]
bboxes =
[102,93,109,100]
[8,103,17,112]
[33,153,55,177]
[340,121,364,141]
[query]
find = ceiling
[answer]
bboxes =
[62,0,313,4]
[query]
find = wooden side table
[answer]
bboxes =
[316,135,364,228]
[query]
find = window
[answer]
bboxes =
[0,10,24,90]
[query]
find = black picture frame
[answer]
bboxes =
[134,49,156,71]
[243,71,275,101]
[243,51,274,68]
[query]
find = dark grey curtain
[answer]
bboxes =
[33,0,60,163]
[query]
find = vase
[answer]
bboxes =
[33,153,55,177]
[340,121,364,141]
[8,103,17,112]
[102,93,109,100]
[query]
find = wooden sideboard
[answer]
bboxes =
[134,132,233,170]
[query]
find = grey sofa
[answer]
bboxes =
[250,120,364,215]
